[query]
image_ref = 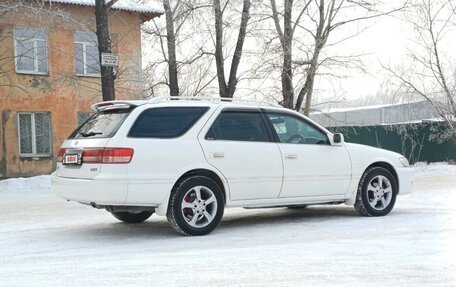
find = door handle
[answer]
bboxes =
[285,154,298,159]
[211,152,225,158]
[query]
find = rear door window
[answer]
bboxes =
[206,111,271,142]
[128,107,209,138]
[69,108,133,139]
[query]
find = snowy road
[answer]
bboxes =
[1,165,456,287]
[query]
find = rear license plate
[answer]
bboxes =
[63,153,81,165]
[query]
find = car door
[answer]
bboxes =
[199,108,283,201]
[264,111,351,198]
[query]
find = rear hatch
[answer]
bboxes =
[56,102,137,179]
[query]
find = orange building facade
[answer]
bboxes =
[0,1,162,178]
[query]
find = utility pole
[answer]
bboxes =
[94,0,118,101]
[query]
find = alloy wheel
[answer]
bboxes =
[367,175,393,211]
[181,186,218,228]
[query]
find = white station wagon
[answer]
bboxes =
[52,97,413,235]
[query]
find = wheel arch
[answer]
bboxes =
[365,161,399,193]
[173,168,227,203]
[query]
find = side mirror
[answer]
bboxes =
[333,133,344,145]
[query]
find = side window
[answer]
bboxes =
[75,32,100,76]
[266,113,329,145]
[206,111,270,142]
[129,107,209,138]
[14,28,48,74]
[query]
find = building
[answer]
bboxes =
[0,0,163,178]
[310,101,440,128]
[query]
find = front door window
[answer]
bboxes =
[266,113,329,145]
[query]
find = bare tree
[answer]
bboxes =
[214,0,251,98]
[385,0,456,141]
[270,0,311,109]
[269,0,406,114]
[143,0,216,98]
[94,0,119,101]
[163,0,179,97]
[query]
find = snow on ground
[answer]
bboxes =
[0,175,51,194]
[1,164,455,286]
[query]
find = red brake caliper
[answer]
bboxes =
[183,195,192,217]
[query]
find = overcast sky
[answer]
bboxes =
[322,14,410,104]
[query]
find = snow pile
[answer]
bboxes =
[412,162,456,174]
[0,175,51,194]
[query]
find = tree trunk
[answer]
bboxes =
[226,0,251,98]
[295,44,323,114]
[214,0,251,98]
[163,0,179,97]
[281,0,294,109]
[95,0,117,102]
[295,0,325,114]
[214,0,228,98]
[295,54,319,114]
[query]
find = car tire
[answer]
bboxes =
[167,176,224,236]
[355,167,397,217]
[111,211,154,223]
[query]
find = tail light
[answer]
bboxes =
[57,148,134,164]
[83,148,134,164]
[57,148,67,162]
[82,149,104,163]
[101,148,134,163]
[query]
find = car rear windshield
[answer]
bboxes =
[128,107,209,138]
[68,108,133,139]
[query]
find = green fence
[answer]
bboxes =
[329,122,456,164]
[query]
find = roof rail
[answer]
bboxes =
[147,96,281,107]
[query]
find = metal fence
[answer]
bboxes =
[329,122,456,164]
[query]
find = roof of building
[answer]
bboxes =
[48,0,164,15]
[311,100,429,114]
[309,100,439,127]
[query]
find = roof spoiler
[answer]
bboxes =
[90,101,144,112]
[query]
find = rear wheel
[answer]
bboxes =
[111,211,153,223]
[167,176,224,236]
[355,167,397,216]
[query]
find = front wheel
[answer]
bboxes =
[111,210,154,223]
[355,167,397,216]
[167,176,224,236]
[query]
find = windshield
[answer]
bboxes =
[68,108,133,139]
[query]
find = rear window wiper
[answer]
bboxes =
[79,131,103,137]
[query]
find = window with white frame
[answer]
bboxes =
[18,113,52,156]
[75,32,100,76]
[14,28,49,74]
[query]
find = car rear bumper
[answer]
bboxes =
[51,173,172,207]
[397,167,413,195]
[51,172,128,205]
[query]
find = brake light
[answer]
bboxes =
[82,148,133,164]
[82,149,104,163]
[101,148,134,164]
[57,148,67,162]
